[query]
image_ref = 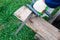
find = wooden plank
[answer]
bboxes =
[14,6,60,40]
[14,6,32,21]
[26,16,60,40]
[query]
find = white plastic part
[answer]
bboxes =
[33,0,47,12]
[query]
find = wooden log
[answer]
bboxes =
[14,6,60,40]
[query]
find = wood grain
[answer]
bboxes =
[14,6,60,40]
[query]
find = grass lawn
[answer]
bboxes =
[0,0,60,40]
[0,0,35,40]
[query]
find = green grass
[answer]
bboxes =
[0,0,35,40]
[0,0,60,40]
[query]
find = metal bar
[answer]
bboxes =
[14,13,32,35]
[26,4,40,16]
[49,10,60,23]
[44,10,53,19]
